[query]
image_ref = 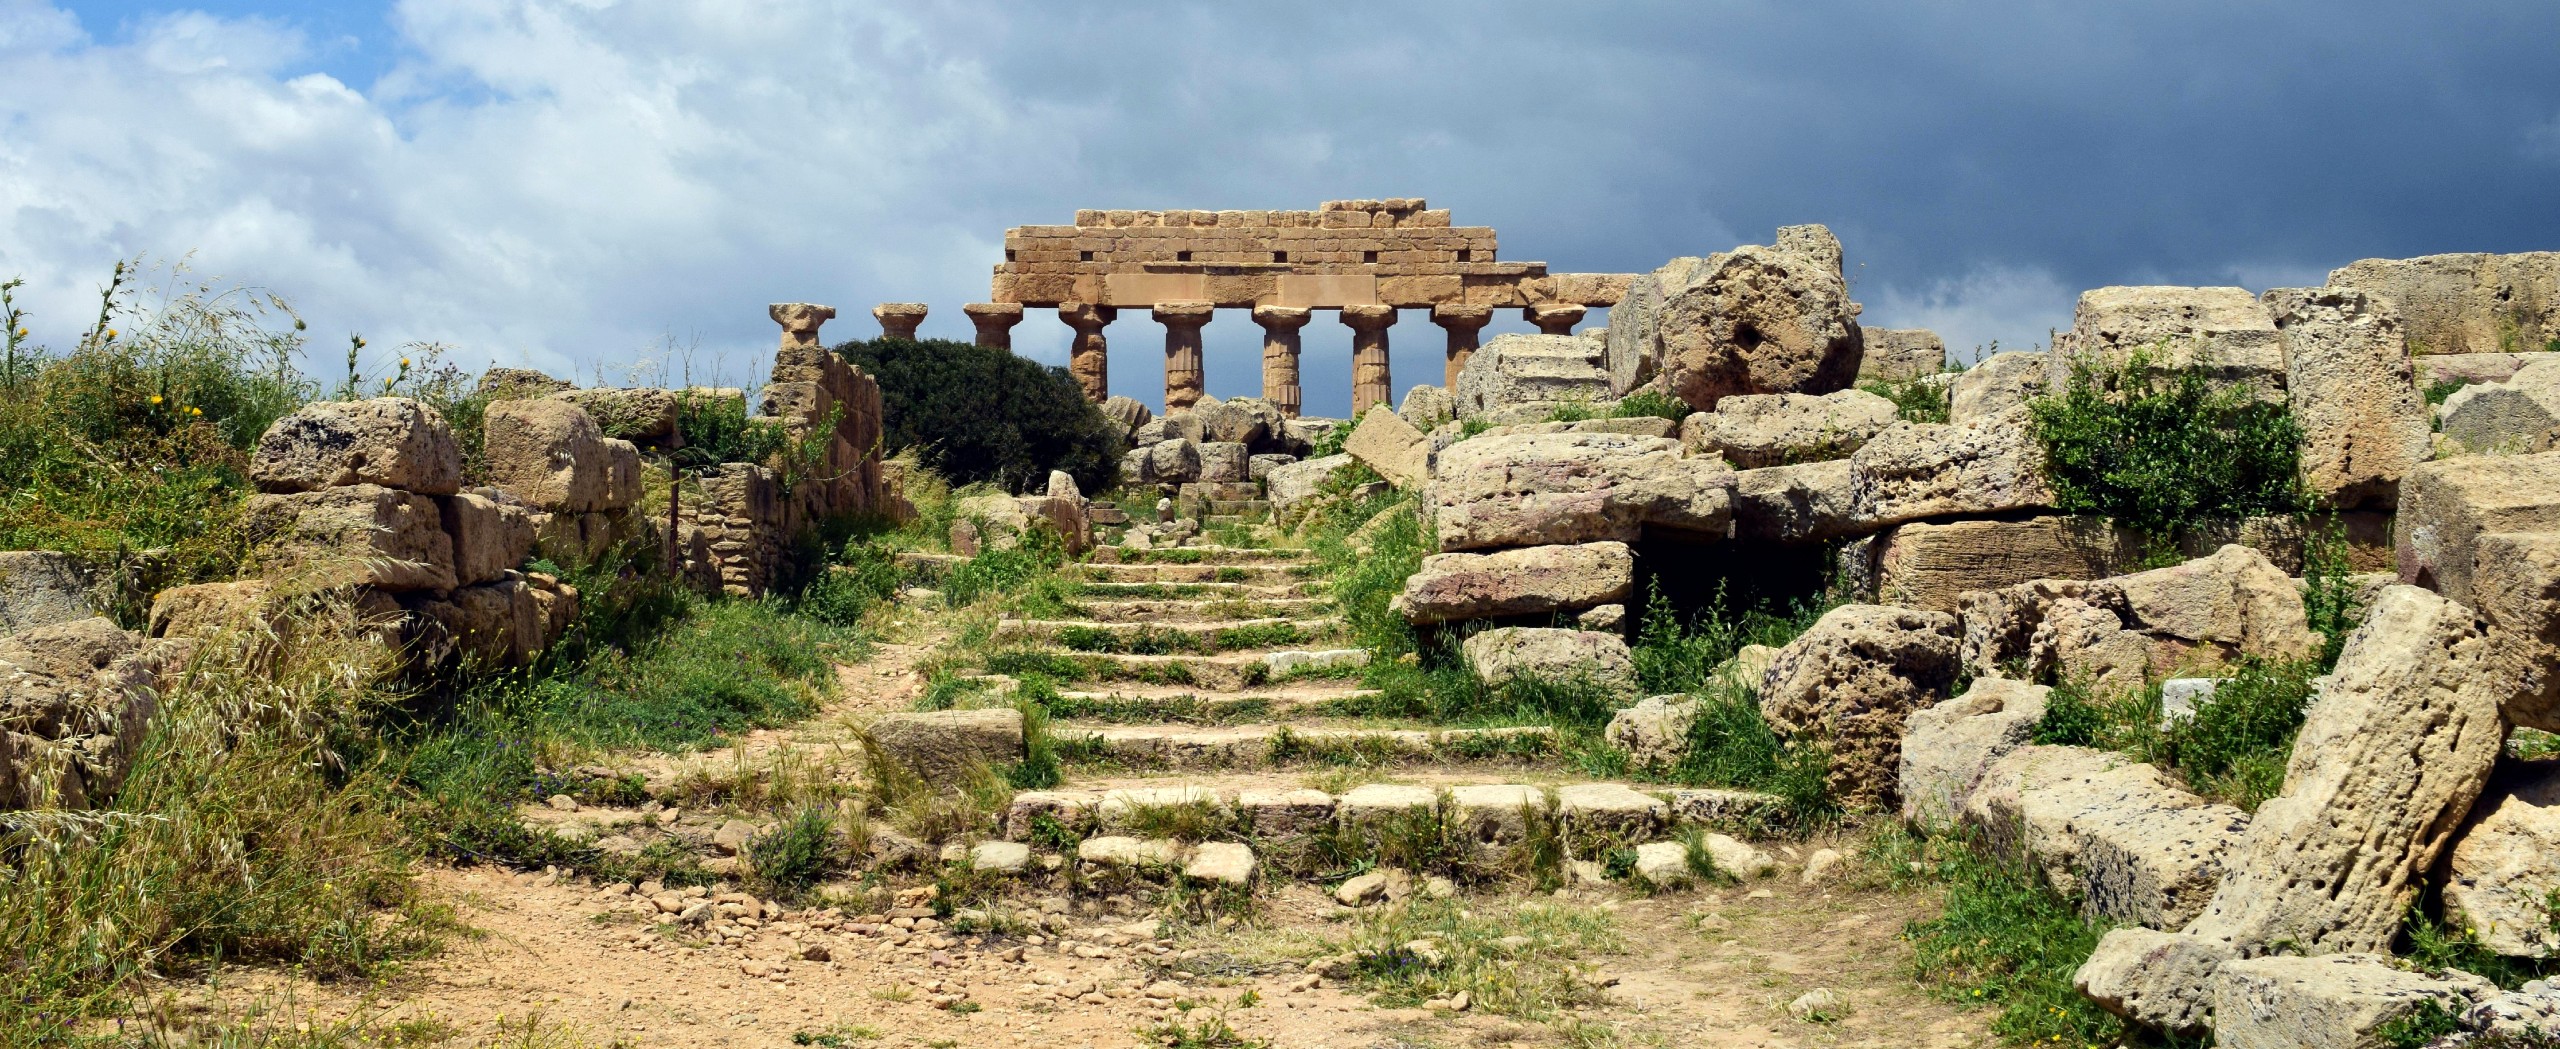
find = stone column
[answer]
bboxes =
[1529,304,1586,336]
[771,302,837,350]
[1252,306,1312,417]
[874,302,928,340]
[1342,304,1397,415]
[1154,301,1215,413]
[1431,304,1493,388]
[1058,302,1115,403]
[962,302,1024,350]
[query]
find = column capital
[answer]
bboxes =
[1152,300,1215,327]
[873,302,928,339]
[770,302,837,348]
[1529,303,1587,335]
[1251,304,1313,330]
[1340,303,1398,331]
[1431,303,1494,331]
[962,302,1024,322]
[1058,301,1116,330]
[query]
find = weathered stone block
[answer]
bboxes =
[1847,407,2056,529]
[482,399,643,513]
[1342,407,1431,488]
[1654,226,1862,411]
[1759,604,1961,811]
[2265,287,2432,509]
[1427,432,1731,551]
[2395,450,2560,606]
[1875,516,2134,613]
[1680,388,1899,468]
[251,397,462,496]
[1897,678,2049,827]
[867,708,1025,781]
[1947,350,2049,424]
[440,489,537,587]
[1392,541,1634,624]
[1859,329,1946,381]
[1462,627,1638,698]
[1966,745,2247,930]
[244,484,457,593]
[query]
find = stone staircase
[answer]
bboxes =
[943,530,1795,890]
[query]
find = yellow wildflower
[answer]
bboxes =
[149,394,162,404]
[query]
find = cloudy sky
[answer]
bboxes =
[5,1,2557,416]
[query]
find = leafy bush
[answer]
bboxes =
[671,392,789,473]
[2028,352,2304,542]
[833,336,1119,495]
[2032,659,2316,812]
[748,804,843,896]
[1857,376,1950,424]
[1611,388,1691,422]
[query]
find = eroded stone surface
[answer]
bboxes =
[1758,604,1961,811]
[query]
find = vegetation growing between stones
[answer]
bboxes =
[2028,351,2305,546]
[1873,828,2138,1047]
[833,336,1120,495]
[1627,593,1838,825]
[2030,659,2317,813]
[1611,388,1691,421]
[1314,898,1621,1022]
[1857,375,1951,424]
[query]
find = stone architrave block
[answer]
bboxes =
[251,397,463,496]
[1392,541,1634,624]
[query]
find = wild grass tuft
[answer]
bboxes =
[1878,827,2127,1047]
[1320,898,1619,1021]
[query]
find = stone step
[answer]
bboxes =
[1069,597,1332,624]
[1053,722,1560,771]
[997,617,1340,654]
[1044,687,1381,724]
[1206,499,1273,516]
[997,647,1369,691]
[1068,579,1328,600]
[1098,545,1314,565]
[1203,515,1259,528]
[998,779,1793,849]
[1073,562,1315,586]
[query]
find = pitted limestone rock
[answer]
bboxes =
[1860,329,1946,381]
[1946,350,2050,425]
[1964,745,2247,930]
[1848,405,2055,529]
[1427,432,1732,551]
[1652,225,1864,412]
[1679,388,1899,468]
[1758,604,1961,811]
[2048,285,2286,396]
[2264,286,2432,509]
[2445,759,2560,957]
[251,397,463,496]
[2475,532,2560,730]
[1461,627,1639,699]
[243,484,458,593]
[2211,954,2493,1049]
[2395,450,2560,607]
[1897,678,2050,827]
[1728,459,1859,544]
[481,399,643,513]
[1393,541,1634,625]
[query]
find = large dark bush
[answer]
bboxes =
[833,337,1119,494]
[2027,351,2303,541]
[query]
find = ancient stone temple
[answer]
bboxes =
[971,199,1632,415]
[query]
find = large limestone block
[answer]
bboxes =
[1947,350,2049,424]
[1727,460,1857,544]
[1396,385,1455,431]
[1897,678,2049,826]
[1427,432,1732,551]
[2446,759,2560,957]
[2395,451,2560,606]
[1462,627,1638,698]
[2439,379,2560,454]
[243,484,458,593]
[147,579,277,640]
[1265,454,1352,520]
[1606,256,1710,396]
[1342,408,1431,488]
[0,551,97,633]
[2076,928,2239,1036]
[1392,541,1634,625]
[2184,585,2507,955]
[1654,225,1864,412]
[550,387,680,445]
[867,709,1026,781]
[1966,745,2247,930]
[2328,251,2560,357]
[2264,287,2432,509]
[1874,516,2133,614]
[2476,532,2560,729]
[439,489,536,587]
[2211,954,2492,1049]
[1847,406,2056,529]
[1198,441,1250,483]
[0,616,175,809]
[1098,396,1152,450]
[483,399,643,513]
[1680,388,1899,468]
[1454,333,1612,418]
[1605,695,1703,771]
[1859,329,1946,381]
[1196,396,1288,452]
[2049,286,2285,394]
[251,397,462,496]
[1758,604,1960,810]
[1955,545,2320,689]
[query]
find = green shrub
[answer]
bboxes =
[748,805,843,896]
[2028,352,2304,543]
[2423,377,2467,405]
[1857,376,1950,424]
[1611,388,1691,422]
[2031,660,2315,813]
[833,336,1120,495]
[671,392,789,473]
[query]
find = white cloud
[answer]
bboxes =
[1865,265,2077,364]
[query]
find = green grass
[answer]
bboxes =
[1610,388,1691,422]
[748,804,845,897]
[1318,898,1619,1021]
[1877,828,2130,1047]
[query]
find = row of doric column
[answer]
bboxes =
[858,301,1591,417]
